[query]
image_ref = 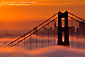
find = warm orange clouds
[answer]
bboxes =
[0,38,15,41]
[0,46,85,56]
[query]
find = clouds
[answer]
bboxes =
[0,46,85,57]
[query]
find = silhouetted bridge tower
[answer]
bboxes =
[4,10,85,50]
[58,11,69,46]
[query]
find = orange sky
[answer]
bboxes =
[0,0,85,33]
[0,1,85,55]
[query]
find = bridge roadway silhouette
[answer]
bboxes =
[4,10,85,50]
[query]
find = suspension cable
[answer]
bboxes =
[68,16,81,23]
[68,12,85,21]
[6,13,58,47]
[11,17,58,47]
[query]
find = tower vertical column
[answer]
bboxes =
[64,11,69,46]
[58,11,69,46]
[58,11,62,45]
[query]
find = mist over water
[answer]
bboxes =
[0,35,85,49]
[0,35,85,57]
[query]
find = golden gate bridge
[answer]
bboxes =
[4,10,85,50]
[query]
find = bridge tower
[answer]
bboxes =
[58,11,69,46]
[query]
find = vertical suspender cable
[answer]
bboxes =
[71,15,73,48]
[48,24,49,46]
[36,28,37,49]
[42,28,43,48]
[54,20,56,45]
[70,15,72,47]
[24,37,25,48]
[30,37,31,50]
[83,21,84,49]
[77,17,79,48]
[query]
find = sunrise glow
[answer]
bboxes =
[0,0,85,57]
